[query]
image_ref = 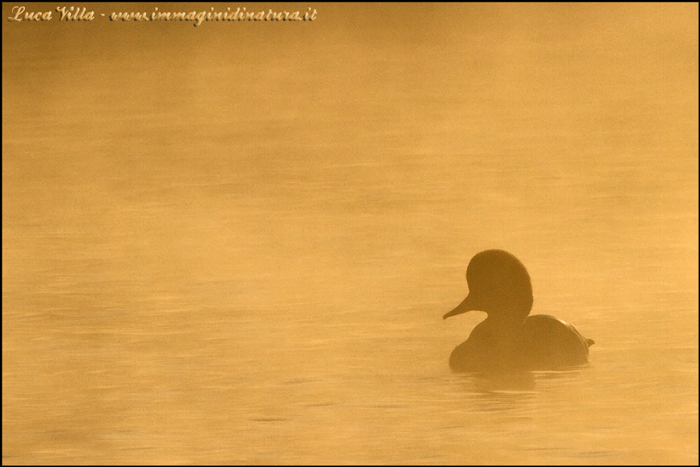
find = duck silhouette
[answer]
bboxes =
[443,249,594,372]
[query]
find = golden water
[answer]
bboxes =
[3,3,698,464]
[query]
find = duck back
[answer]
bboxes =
[518,314,592,369]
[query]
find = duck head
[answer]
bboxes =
[443,249,533,324]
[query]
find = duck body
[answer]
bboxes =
[444,250,594,373]
[448,314,592,372]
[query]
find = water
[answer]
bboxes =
[3,3,697,464]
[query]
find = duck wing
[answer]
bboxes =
[519,314,592,369]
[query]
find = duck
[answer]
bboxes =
[443,249,594,372]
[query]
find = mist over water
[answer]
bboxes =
[3,3,698,464]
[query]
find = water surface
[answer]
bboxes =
[3,3,698,464]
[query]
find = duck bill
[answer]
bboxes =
[443,294,477,320]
